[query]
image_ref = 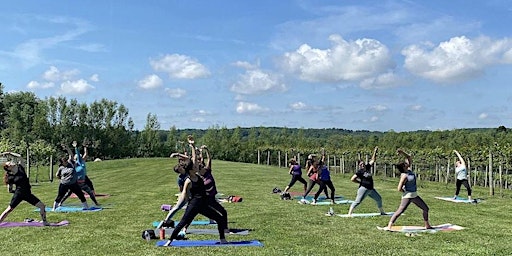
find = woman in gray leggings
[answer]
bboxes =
[347,146,386,216]
[386,149,432,230]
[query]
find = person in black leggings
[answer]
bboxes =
[163,137,228,246]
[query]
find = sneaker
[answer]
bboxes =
[42,221,50,226]
[163,240,172,246]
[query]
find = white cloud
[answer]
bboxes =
[59,79,94,94]
[231,69,286,95]
[478,113,488,119]
[402,36,512,83]
[43,66,80,82]
[150,54,210,79]
[164,88,186,98]
[290,101,307,110]
[191,117,206,123]
[364,116,379,123]
[409,105,423,111]
[278,34,394,83]
[89,74,99,82]
[26,80,54,89]
[138,74,163,89]
[367,104,388,112]
[232,60,259,70]
[236,101,269,114]
[360,72,407,89]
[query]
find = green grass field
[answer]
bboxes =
[1,158,511,256]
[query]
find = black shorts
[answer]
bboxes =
[10,190,40,208]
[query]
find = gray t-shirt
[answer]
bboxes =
[57,166,77,185]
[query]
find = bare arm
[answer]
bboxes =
[397,173,407,192]
[164,178,191,222]
[170,153,189,159]
[201,145,211,169]
[369,146,378,165]
[82,146,88,161]
[350,174,360,184]
[453,150,466,166]
[397,148,412,167]
[62,144,73,164]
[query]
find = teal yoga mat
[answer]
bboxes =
[435,196,481,203]
[156,239,263,247]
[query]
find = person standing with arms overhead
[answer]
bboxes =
[0,152,49,225]
[453,150,474,202]
[59,142,99,207]
[347,146,386,216]
[386,148,432,230]
[162,137,228,246]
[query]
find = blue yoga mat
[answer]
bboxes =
[36,206,103,213]
[156,240,263,247]
[152,220,214,228]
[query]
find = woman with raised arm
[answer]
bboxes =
[0,152,49,225]
[453,150,473,201]
[386,149,432,230]
[53,147,89,211]
[347,146,386,216]
[282,157,307,194]
[162,137,228,246]
[313,158,336,205]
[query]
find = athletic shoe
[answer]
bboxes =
[42,221,50,226]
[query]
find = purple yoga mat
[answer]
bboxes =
[0,220,69,228]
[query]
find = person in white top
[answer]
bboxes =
[453,150,473,201]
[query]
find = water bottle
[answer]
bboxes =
[144,231,151,242]
[159,228,165,239]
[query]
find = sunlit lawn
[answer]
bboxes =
[0,158,511,256]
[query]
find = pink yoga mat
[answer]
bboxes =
[0,220,69,228]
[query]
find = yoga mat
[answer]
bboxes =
[435,196,481,203]
[156,239,263,247]
[298,199,354,205]
[0,220,69,228]
[153,220,215,228]
[36,206,103,213]
[336,212,394,218]
[70,193,110,198]
[154,228,249,235]
[377,223,464,233]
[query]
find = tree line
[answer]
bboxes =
[1,83,511,194]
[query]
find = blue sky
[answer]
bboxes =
[1,0,512,132]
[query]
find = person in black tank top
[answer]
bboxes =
[162,137,228,246]
[0,152,49,225]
